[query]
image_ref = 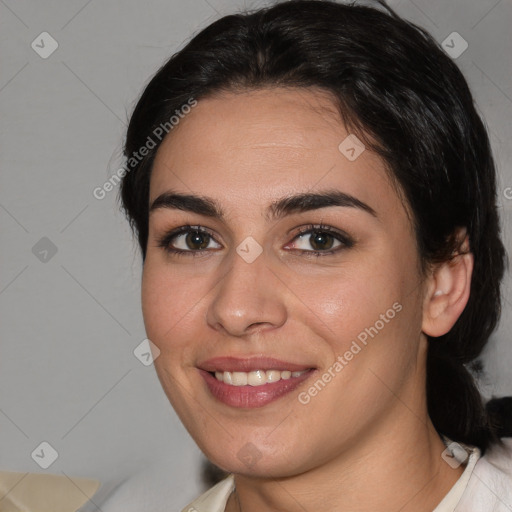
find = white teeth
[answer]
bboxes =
[232,372,248,386]
[266,370,281,383]
[247,370,266,386]
[213,369,308,386]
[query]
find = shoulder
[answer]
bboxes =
[180,474,235,512]
[457,438,512,511]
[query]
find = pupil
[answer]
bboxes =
[311,232,333,250]
[187,231,209,250]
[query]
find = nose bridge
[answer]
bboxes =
[206,244,286,335]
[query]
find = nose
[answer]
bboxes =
[205,248,287,337]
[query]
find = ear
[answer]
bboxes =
[422,228,474,337]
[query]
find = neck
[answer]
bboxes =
[226,406,465,512]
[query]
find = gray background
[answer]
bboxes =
[1,0,511,509]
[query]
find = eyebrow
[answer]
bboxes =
[149,188,377,221]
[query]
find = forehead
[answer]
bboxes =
[153,87,344,167]
[149,87,402,222]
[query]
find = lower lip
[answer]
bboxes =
[198,369,315,408]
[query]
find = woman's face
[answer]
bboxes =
[142,87,428,476]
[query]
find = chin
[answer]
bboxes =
[203,439,310,479]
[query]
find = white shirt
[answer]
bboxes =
[181,438,512,512]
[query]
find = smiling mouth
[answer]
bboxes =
[198,356,316,408]
[200,367,316,408]
[210,369,310,386]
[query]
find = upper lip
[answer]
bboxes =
[198,356,314,373]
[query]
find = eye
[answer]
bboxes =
[157,225,221,256]
[285,223,354,255]
[157,223,354,258]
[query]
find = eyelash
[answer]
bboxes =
[156,223,355,258]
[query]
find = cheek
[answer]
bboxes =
[300,246,421,395]
[141,258,221,368]
[141,262,190,347]
[301,257,406,342]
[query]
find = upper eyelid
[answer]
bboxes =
[289,225,354,249]
[161,225,221,246]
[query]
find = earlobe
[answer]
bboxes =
[422,231,473,338]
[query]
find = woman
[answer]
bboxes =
[119,1,512,510]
